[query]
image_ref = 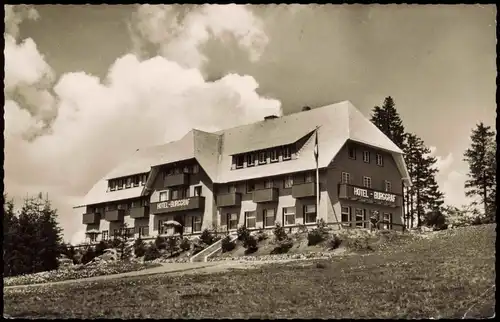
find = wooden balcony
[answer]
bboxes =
[104,209,125,222]
[130,206,150,219]
[292,182,316,199]
[151,196,205,214]
[82,212,101,225]
[338,184,402,207]
[164,173,189,187]
[216,192,242,208]
[252,188,279,203]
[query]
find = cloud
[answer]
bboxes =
[440,170,472,208]
[4,4,39,39]
[129,4,269,70]
[434,152,454,174]
[4,5,280,243]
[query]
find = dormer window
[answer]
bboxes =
[126,177,132,188]
[246,154,255,167]
[235,155,244,169]
[133,176,140,187]
[110,180,116,191]
[117,179,123,190]
[258,151,267,164]
[270,149,279,163]
[283,146,291,160]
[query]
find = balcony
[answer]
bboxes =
[338,184,402,207]
[82,212,101,225]
[151,196,205,214]
[216,192,242,208]
[252,188,279,203]
[292,182,316,199]
[104,209,125,222]
[130,206,150,219]
[164,173,189,187]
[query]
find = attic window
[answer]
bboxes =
[283,146,291,160]
[348,146,356,160]
[258,151,267,164]
[235,155,244,169]
[246,154,255,167]
[270,149,279,162]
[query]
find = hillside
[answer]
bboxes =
[3,224,496,319]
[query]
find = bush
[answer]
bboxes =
[317,218,328,234]
[155,236,167,250]
[237,226,251,241]
[144,244,161,261]
[345,236,373,252]
[111,238,122,249]
[271,238,293,254]
[255,229,268,242]
[180,237,191,252]
[243,235,258,254]
[273,222,288,242]
[95,240,109,257]
[297,223,309,234]
[221,235,236,253]
[191,238,205,255]
[424,211,447,230]
[200,229,216,246]
[327,234,342,250]
[133,238,147,257]
[165,237,180,257]
[307,229,324,246]
[81,246,96,265]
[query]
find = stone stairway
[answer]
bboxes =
[190,234,238,263]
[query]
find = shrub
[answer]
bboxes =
[133,238,147,257]
[307,228,324,246]
[271,238,293,254]
[180,237,191,252]
[297,223,309,234]
[111,237,122,249]
[155,236,167,250]
[95,240,109,257]
[144,244,161,261]
[326,234,342,250]
[237,226,251,241]
[345,236,373,252]
[243,235,258,254]
[273,222,288,242]
[424,211,447,230]
[191,238,205,255]
[81,246,96,265]
[165,237,180,257]
[221,235,236,253]
[255,229,268,242]
[200,229,216,246]
[317,218,328,234]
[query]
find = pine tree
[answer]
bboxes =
[370,96,407,150]
[463,122,496,221]
[3,194,22,277]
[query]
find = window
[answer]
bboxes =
[227,184,237,193]
[258,151,267,164]
[106,204,117,211]
[125,227,135,238]
[341,206,351,227]
[110,180,116,191]
[159,191,169,201]
[113,229,120,238]
[283,146,291,160]
[173,168,181,175]
[87,232,98,242]
[126,177,132,188]
[101,230,109,241]
[385,180,392,192]
[117,203,128,210]
[283,207,296,226]
[228,213,238,230]
[235,155,244,169]
[171,189,179,200]
[264,179,274,189]
[138,226,149,237]
[192,216,202,232]
[382,213,392,230]
[305,172,314,183]
[117,179,123,190]
[304,205,317,224]
[270,149,279,162]
[341,172,350,184]
[348,146,356,159]
[363,151,370,163]
[166,168,174,176]
[133,176,140,187]
[246,181,255,193]
[355,208,364,227]
[264,209,275,227]
[183,166,190,174]
[192,164,199,174]
[246,154,255,167]
[194,186,202,197]
[363,176,372,188]
[245,211,256,229]
[376,154,384,166]
[284,175,294,188]
[158,220,165,235]
[131,200,141,208]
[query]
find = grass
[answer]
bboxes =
[3,224,495,319]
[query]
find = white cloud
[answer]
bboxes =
[441,170,472,207]
[4,5,280,243]
[4,4,39,39]
[434,152,454,174]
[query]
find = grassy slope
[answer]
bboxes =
[3,224,495,319]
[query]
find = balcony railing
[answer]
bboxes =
[82,212,101,225]
[252,188,279,203]
[216,192,242,208]
[130,206,150,219]
[292,182,316,199]
[104,209,125,222]
[151,196,205,214]
[338,184,402,207]
[164,173,190,187]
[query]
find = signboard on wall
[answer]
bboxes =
[339,184,400,207]
[352,187,396,203]
[152,196,205,214]
[157,199,190,209]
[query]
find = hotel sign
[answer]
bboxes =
[152,196,205,214]
[157,199,190,209]
[339,184,400,207]
[353,187,396,203]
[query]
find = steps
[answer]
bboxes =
[190,234,238,263]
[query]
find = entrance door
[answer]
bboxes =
[174,214,185,235]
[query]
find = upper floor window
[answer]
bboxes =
[384,180,392,192]
[305,172,314,183]
[264,179,274,189]
[246,154,255,167]
[283,146,291,160]
[117,179,123,190]
[284,175,294,188]
[363,176,372,188]
[363,151,370,163]
[194,186,202,197]
[159,191,169,202]
[192,164,199,174]
[126,177,132,188]
[235,155,244,169]
[270,149,279,162]
[258,151,267,164]
[226,184,237,194]
[133,176,140,187]
[341,172,350,184]
[141,174,147,185]
[376,154,384,166]
[348,146,356,159]
[246,181,255,193]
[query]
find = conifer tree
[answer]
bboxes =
[370,96,407,150]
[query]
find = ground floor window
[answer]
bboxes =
[354,208,365,227]
[283,207,296,226]
[87,233,98,242]
[228,213,238,231]
[101,230,109,240]
[192,216,202,232]
[245,211,256,229]
[382,213,392,230]
[304,204,317,224]
[264,209,276,227]
[138,226,149,237]
[341,206,351,227]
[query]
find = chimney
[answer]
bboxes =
[264,115,279,120]
[302,106,311,111]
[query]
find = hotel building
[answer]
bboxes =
[76,101,411,242]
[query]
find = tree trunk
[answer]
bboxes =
[483,171,488,215]
[410,189,414,228]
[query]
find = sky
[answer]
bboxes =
[4,4,496,243]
